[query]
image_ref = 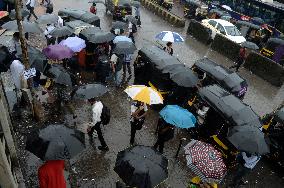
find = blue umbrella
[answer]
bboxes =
[113,35,133,43]
[155,31,184,43]
[159,105,196,128]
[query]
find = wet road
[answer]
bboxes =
[14,0,284,188]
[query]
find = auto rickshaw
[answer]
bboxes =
[260,38,284,65]
[65,20,93,35]
[187,84,263,166]
[235,20,262,46]
[262,106,284,167]
[184,0,208,21]
[105,0,132,20]
[191,58,248,99]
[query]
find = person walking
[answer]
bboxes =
[128,21,135,44]
[44,24,55,45]
[123,53,132,76]
[109,52,122,86]
[87,99,109,151]
[163,42,173,56]
[229,47,247,72]
[90,2,97,14]
[26,0,38,21]
[38,160,66,188]
[135,7,141,27]
[230,152,261,187]
[130,101,148,145]
[153,118,175,153]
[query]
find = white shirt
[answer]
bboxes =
[128,22,133,33]
[57,16,63,27]
[10,60,25,89]
[26,0,36,7]
[130,102,148,121]
[44,25,55,38]
[242,152,261,169]
[91,101,103,126]
[110,54,118,65]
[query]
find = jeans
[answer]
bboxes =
[88,123,107,147]
[27,7,38,20]
[123,62,131,75]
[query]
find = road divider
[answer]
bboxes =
[141,0,185,27]
[187,20,212,44]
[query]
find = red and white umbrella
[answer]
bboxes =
[184,140,227,184]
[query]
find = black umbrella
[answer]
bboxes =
[50,26,74,38]
[25,124,85,160]
[161,64,186,74]
[112,21,128,29]
[47,65,72,86]
[114,145,168,188]
[36,14,58,24]
[227,125,269,155]
[73,83,109,99]
[79,27,101,39]
[126,15,137,25]
[113,41,136,54]
[2,20,42,33]
[170,70,198,87]
[80,12,100,24]
[9,9,30,19]
[88,31,115,44]
[241,41,259,50]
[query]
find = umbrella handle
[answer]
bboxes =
[175,138,187,158]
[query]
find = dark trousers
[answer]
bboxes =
[154,137,166,153]
[230,58,244,72]
[232,164,250,187]
[130,122,137,145]
[88,123,107,147]
[129,32,135,44]
[27,7,38,20]
[123,62,131,75]
[46,37,55,45]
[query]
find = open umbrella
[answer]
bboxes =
[161,64,186,74]
[114,145,168,188]
[113,41,136,54]
[1,20,42,33]
[36,14,58,24]
[155,31,184,43]
[43,44,74,60]
[73,83,109,99]
[88,31,115,44]
[25,124,85,160]
[50,26,74,38]
[47,65,72,86]
[131,1,141,8]
[170,70,198,87]
[159,105,196,128]
[112,21,128,30]
[241,41,259,50]
[113,35,133,43]
[227,125,269,155]
[126,15,137,25]
[124,85,163,105]
[60,36,86,52]
[9,9,29,19]
[184,140,227,184]
[221,5,232,11]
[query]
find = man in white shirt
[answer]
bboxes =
[128,21,135,43]
[44,24,55,45]
[10,59,25,89]
[26,0,38,21]
[110,53,119,86]
[231,152,261,187]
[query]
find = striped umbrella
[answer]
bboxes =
[155,31,184,43]
[124,85,163,105]
[184,140,227,184]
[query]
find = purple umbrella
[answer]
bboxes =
[42,44,74,60]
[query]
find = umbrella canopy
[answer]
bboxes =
[1,20,42,33]
[126,15,137,24]
[241,41,259,50]
[80,12,100,24]
[155,31,184,43]
[113,41,136,55]
[25,124,85,160]
[36,14,58,24]
[227,125,270,155]
[47,65,72,86]
[161,64,186,74]
[80,26,101,37]
[43,44,74,60]
[170,69,198,87]
[50,26,74,38]
[131,1,141,7]
[112,21,128,29]
[73,84,109,99]
[88,31,115,44]
[60,36,86,52]
[114,145,168,188]
[159,105,196,128]
[184,140,227,184]
[113,35,133,43]
[124,85,163,105]
[9,9,29,19]
[221,5,232,11]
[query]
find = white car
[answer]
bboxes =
[201,19,246,44]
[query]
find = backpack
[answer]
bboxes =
[101,104,110,125]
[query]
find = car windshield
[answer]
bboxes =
[224,26,241,36]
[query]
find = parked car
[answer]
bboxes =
[201,19,246,44]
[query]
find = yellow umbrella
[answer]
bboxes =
[124,85,163,105]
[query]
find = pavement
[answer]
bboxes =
[9,0,284,188]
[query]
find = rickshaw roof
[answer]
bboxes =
[275,107,284,124]
[65,20,93,29]
[236,21,261,30]
[58,8,86,19]
[267,38,284,46]
[194,58,247,93]
[80,12,100,24]
[139,45,182,69]
[198,85,262,127]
